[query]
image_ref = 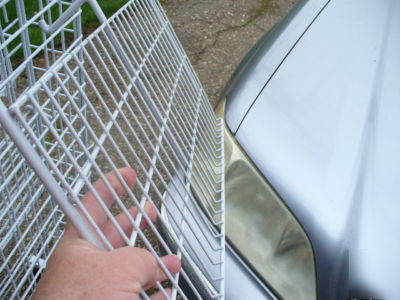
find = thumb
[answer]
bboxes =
[111,247,181,288]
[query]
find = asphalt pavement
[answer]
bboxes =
[162,0,298,106]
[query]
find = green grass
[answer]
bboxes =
[80,0,131,28]
[2,0,130,64]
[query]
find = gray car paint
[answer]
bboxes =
[226,0,400,298]
[161,172,277,299]
[224,0,329,133]
[225,244,276,300]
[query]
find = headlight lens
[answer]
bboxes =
[222,100,316,299]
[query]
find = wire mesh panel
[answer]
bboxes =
[1,0,225,299]
[0,0,83,102]
[0,0,85,298]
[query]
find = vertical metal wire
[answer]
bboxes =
[0,0,84,298]
[0,0,225,299]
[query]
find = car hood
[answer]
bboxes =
[232,0,400,298]
[224,0,329,133]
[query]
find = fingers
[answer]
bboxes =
[150,288,172,300]
[150,255,181,287]
[64,168,136,238]
[103,202,158,248]
[112,247,181,289]
[82,168,137,225]
[143,255,181,290]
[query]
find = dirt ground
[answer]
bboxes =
[162,0,298,106]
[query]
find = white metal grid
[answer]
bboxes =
[0,0,225,299]
[0,0,84,298]
[0,0,83,102]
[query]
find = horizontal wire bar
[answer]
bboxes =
[1,0,225,298]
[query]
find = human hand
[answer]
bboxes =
[33,167,181,300]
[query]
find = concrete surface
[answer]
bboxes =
[162,0,298,106]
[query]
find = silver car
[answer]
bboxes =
[164,0,400,298]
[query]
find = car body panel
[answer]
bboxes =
[225,243,276,300]
[231,0,400,298]
[224,0,330,133]
[161,172,279,299]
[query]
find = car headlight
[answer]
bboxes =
[217,99,316,299]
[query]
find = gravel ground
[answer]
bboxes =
[162,0,298,106]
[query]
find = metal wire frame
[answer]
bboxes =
[0,0,225,299]
[0,0,84,102]
[0,0,85,298]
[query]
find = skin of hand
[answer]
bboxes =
[32,167,181,300]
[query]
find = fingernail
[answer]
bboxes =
[120,167,137,187]
[144,202,157,222]
[162,254,181,274]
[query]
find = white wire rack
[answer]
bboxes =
[0,0,84,298]
[0,0,225,299]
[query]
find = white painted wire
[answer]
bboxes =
[1,0,225,298]
[0,0,83,298]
